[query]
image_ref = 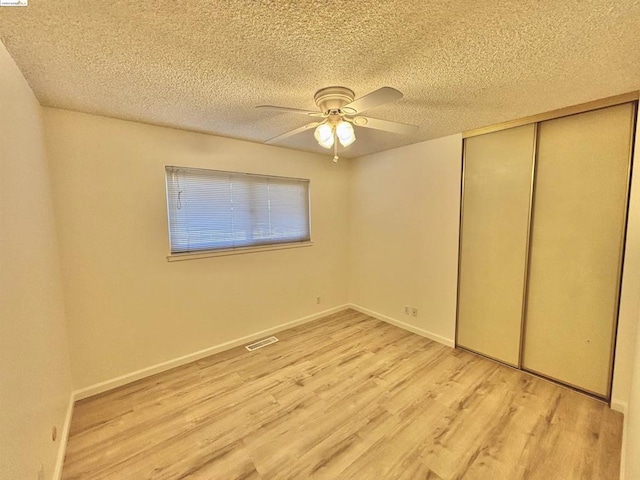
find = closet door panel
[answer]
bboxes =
[523,103,635,397]
[457,124,536,366]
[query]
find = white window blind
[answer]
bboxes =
[165,166,311,254]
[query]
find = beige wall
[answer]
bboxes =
[612,108,640,413]
[0,44,72,479]
[624,307,640,479]
[42,108,350,390]
[348,134,462,344]
[619,107,640,480]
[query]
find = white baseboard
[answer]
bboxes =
[611,399,628,415]
[348,303,455,348]
[620,419,627,480]
[73,304,350,401]
[613,400,629,480]
[53,392,75,480]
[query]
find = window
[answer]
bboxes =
[165,166,311,255]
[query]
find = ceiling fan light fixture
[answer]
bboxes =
[336,120,355,147]
[314,123,334,148]
[260,86,418,160]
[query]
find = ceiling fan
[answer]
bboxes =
[256,86,419,162]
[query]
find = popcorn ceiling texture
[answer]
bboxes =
[1,0,639,158]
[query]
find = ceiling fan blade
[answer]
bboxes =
[256,105,324,117]
[265,122,321,144]
[353,116,419,136]
[341,87,403,115]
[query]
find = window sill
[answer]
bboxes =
[166,241,313,262]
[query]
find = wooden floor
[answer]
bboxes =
[62,309,623,480]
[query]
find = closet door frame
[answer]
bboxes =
[455,92,639,402]
[517,123,538,369]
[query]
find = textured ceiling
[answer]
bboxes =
[1,1,639,158]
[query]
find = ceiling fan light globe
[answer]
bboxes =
[338,135,355,147]
[314,123,334,148]
[318,136,334,149]
[336,120,356,147]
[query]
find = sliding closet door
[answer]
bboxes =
[523,103,635,397]
[457,124,536,366]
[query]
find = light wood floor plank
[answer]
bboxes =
[62,309,622,480]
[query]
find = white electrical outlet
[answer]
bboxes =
[411,308,418,317]
[404,305,410,315]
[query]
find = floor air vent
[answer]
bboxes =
[245,336,279,351]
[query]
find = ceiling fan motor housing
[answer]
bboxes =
[314,86,355,114]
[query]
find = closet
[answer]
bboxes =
[456,98,637,399]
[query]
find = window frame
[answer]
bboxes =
[164,166,312,260]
